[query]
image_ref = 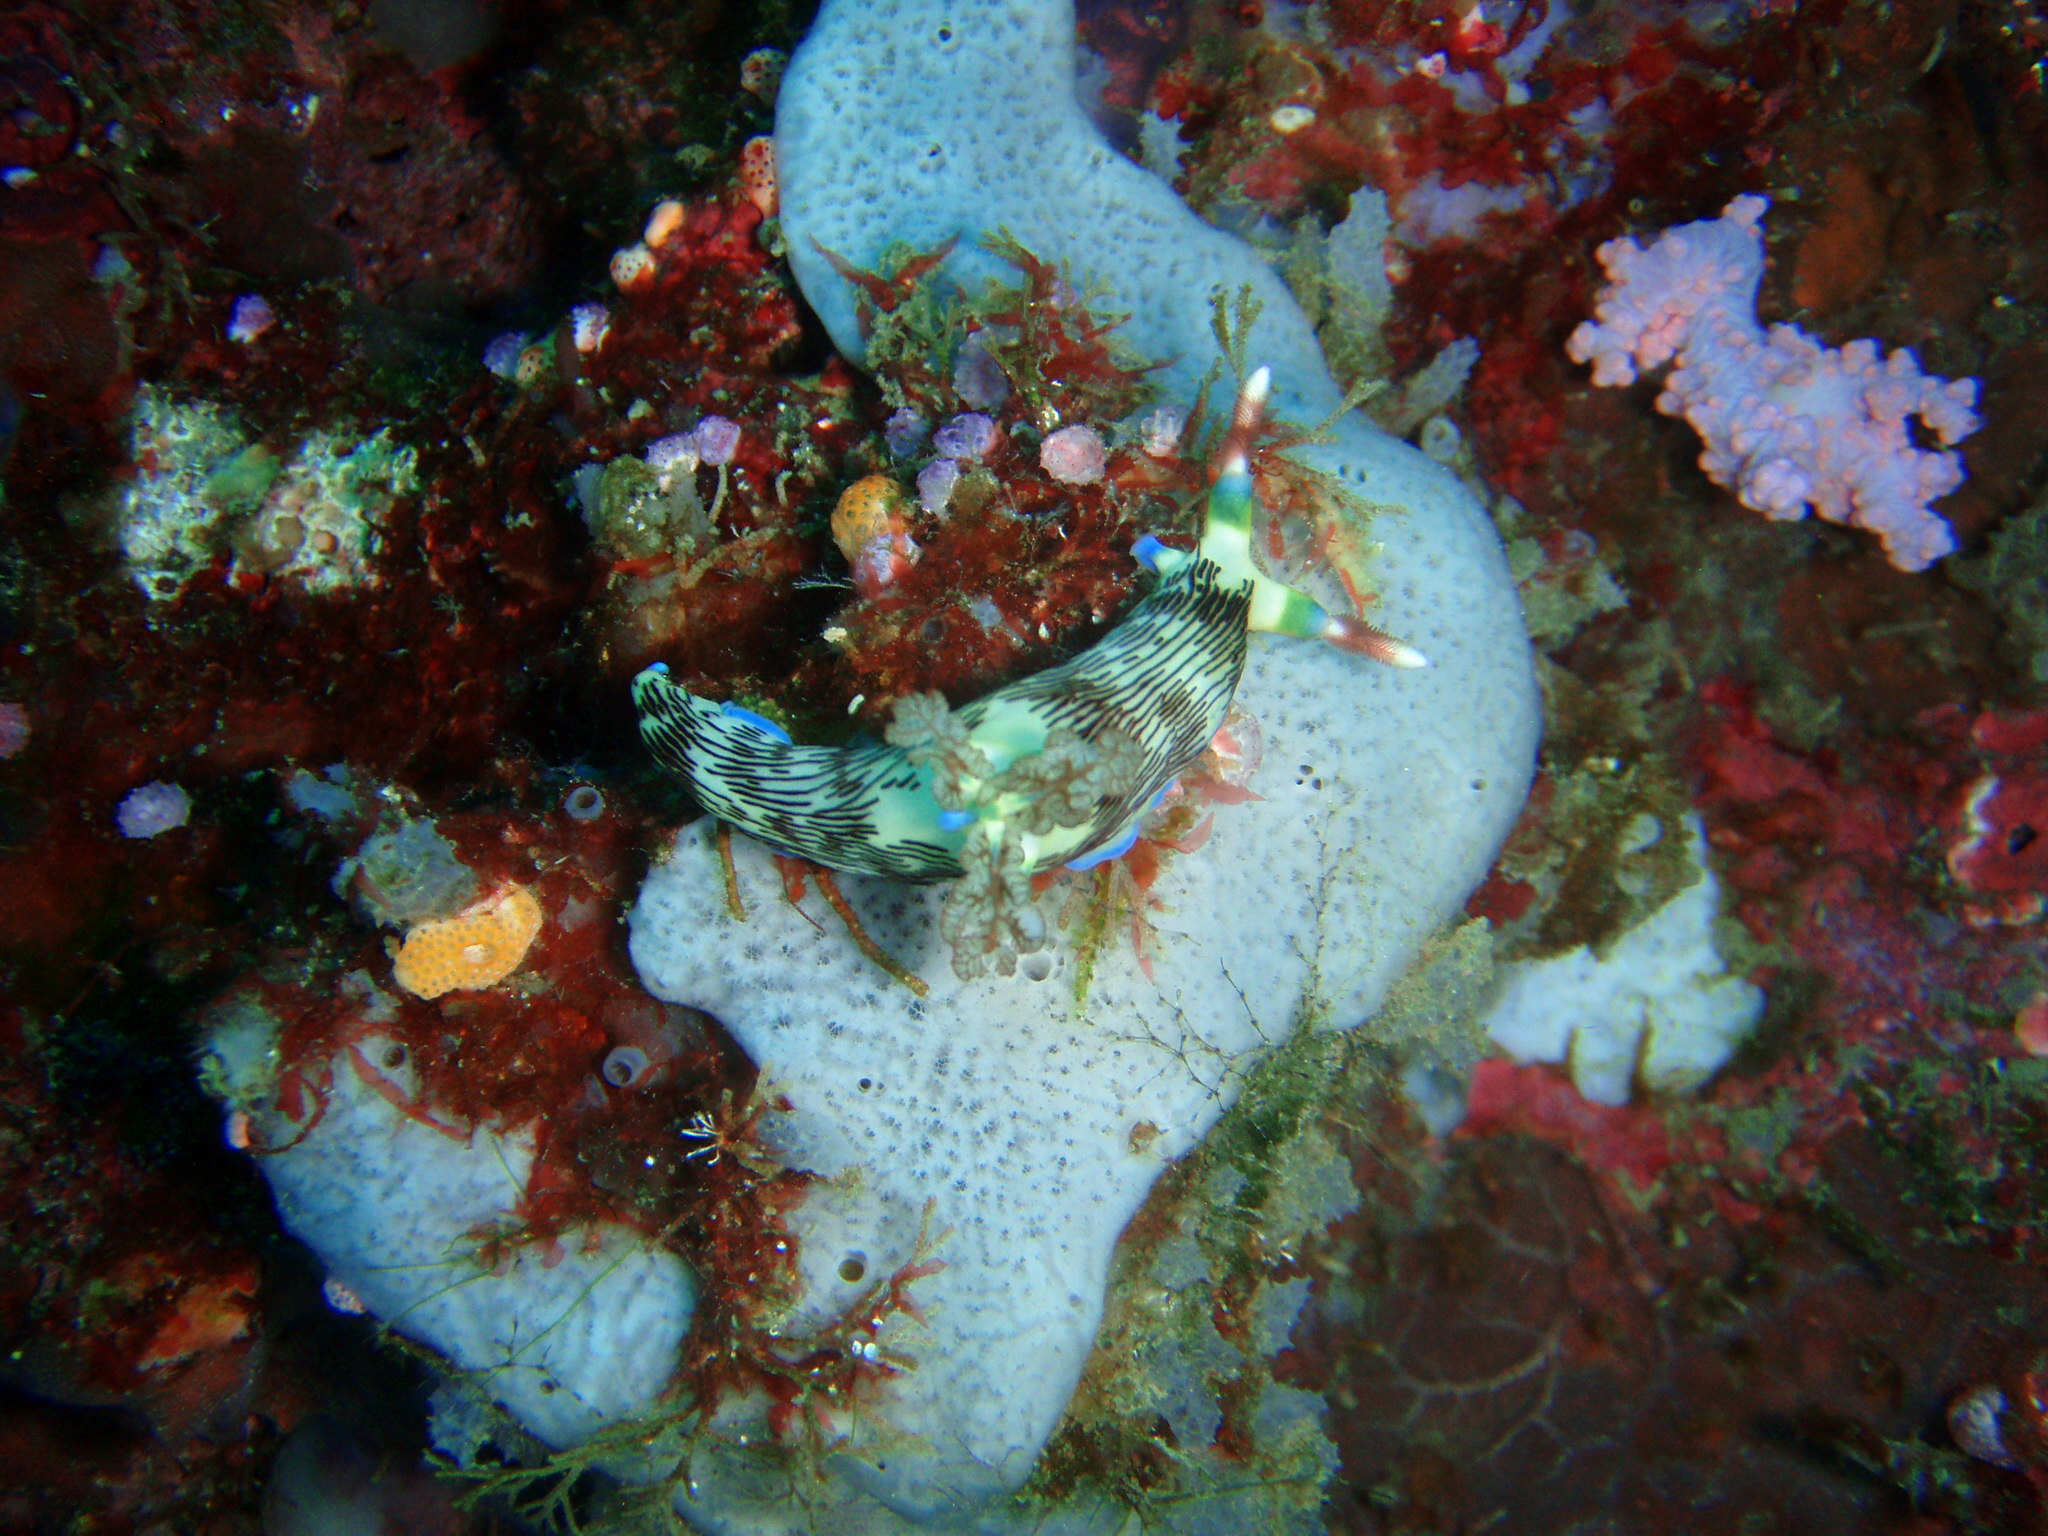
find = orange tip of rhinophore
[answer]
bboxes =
[1324,614,1429,669]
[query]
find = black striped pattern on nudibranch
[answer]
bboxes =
[954,558,1252,856]
[635,686,967,880]
[635,555,1253,881]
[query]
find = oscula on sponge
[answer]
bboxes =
[1568,195,1981,572]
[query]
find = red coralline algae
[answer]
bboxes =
[1948,708,2048,924]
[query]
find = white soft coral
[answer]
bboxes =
[1569,194,1981,572]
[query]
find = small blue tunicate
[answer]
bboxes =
[884,408,930,456]
[602,1045,651,1089]
[117,780,191,839]
[569,302,610,353]
[917,457,960,515]
[286,766,357,822]
[92,244,134,284]
[562,784,605,821]
[952,333,1009,410]
[483,332,530,380]
[226,295,276,344]
[933,412,997,460]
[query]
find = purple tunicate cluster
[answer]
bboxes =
[952,332,1009,410]
[885,408,930,456]
[917,457,961,515]
[933,413,997,460]
[916,411,999,513]
[117,780,191,839]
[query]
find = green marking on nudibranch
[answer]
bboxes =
[1154,368,1428,671]
[633,368,1423,979]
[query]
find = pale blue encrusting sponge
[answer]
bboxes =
[773,0,1540,1013]
[631,3,1544,1528]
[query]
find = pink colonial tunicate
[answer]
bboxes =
[692,416,741,466]
[1040,423,1107,485]
[1567,195,1981,573]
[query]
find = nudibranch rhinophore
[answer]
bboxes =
[633,369,1422,976]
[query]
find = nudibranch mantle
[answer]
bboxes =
[633,372,1420,978]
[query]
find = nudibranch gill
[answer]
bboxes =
[633,370,1423,976]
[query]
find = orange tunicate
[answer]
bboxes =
[392,885,544,1000]
[739,136,777,220]
[830,475,907,563]
[643,198,686,250]
[830,475,920,599]
[610,243,656,290]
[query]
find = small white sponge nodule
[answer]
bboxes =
[1483,818,1765,1107]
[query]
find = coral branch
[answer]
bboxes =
[1568,195,1981,572]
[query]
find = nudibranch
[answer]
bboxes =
[633,369,1422,976]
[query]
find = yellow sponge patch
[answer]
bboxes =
[392,885,544,1000]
